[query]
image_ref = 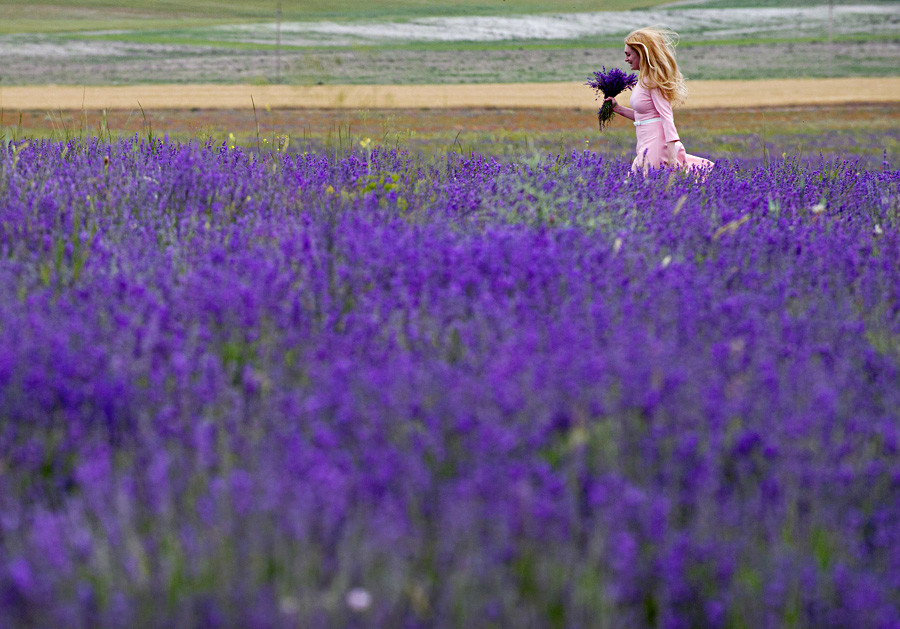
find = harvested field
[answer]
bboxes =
[7,102,898,135]
[3,78,900,111]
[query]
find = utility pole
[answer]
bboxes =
[828,0,834,77]
[276,1,282,83]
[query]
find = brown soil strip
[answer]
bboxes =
[2,78,899,111]
[9,104,895,146]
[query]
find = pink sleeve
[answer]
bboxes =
[649,88,680,143]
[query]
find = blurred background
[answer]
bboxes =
[1,0,897,84]
[0,0,898,165]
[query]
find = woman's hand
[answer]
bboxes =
[603,96,634,120]
[665,141,686,167]
[606,98,635,121]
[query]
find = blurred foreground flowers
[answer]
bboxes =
[0,138,899,627]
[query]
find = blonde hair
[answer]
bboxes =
[625,26,687,107]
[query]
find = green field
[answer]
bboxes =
[2,0,895,33]
[674,0,897,6]
[0,1,896,85]
[0,0,672,34]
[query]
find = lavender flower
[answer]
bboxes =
[586,66,639,130]
[0,138,897,627]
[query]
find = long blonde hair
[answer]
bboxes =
[625,26,687,107]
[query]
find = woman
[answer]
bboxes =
[605,27,713,174]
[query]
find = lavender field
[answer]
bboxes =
[1,137,899,627]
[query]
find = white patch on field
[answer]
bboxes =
[0,35,199,59]
[206,5,899,46]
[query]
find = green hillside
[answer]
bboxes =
[0,1,669,34]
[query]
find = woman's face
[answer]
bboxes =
[624,44,641,71]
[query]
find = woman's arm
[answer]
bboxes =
[648,89,679,143]
[604,96,635,121]
[649,89,684,167]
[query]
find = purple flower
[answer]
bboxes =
[585,66,638,130]
[0,137,898,626]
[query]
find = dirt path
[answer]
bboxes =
[2,78,899,111]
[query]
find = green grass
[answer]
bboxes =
[0,37,893,86]
[0,0,670,34]
[71,28,900,52]
[675,0,897,7]
[1,1,894,86]
[3,106,897,171]
[1,0,894,35]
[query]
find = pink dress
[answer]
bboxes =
[629,81,713,174]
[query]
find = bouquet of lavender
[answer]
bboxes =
[585,66,638,131]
